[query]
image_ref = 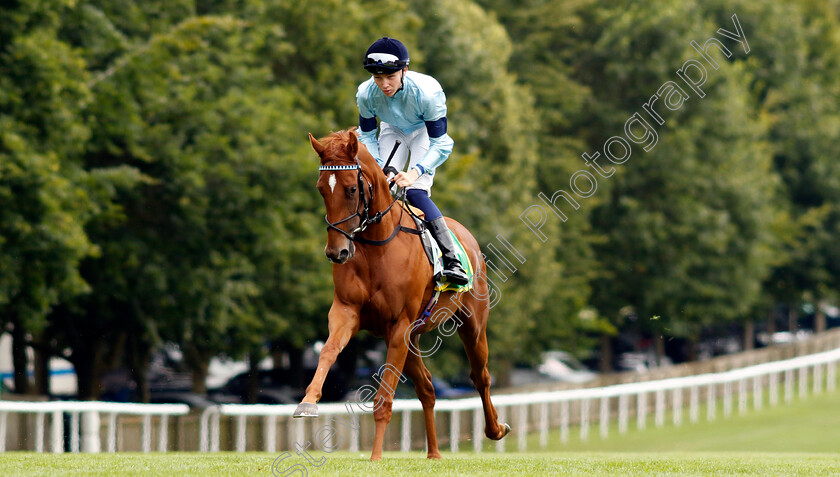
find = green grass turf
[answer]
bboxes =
[1,452,838,476]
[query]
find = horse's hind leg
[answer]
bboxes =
[457,311,511,440]
[370,319,412,461]
[403,337,442,459]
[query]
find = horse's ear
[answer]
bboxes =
[309,133,326,157]
[346,130,359,158]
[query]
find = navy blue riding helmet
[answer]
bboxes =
[363,37,410,74]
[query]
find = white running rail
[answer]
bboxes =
[0,401,188,453]
[3,346,837,453]
[202,347,840,453]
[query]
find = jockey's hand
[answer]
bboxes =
[394,168,420,188]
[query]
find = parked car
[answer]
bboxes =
[212,368,348,404]
[537,351,597,383]
[149,392,218,409]
[430,377,475,399]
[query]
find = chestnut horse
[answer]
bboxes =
[295,129,509,460]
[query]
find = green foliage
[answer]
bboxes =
[405,0,601,375]
[3,0,840,397]
[578,2,780,341]
[704,0,840,308]
[0,5,97,338]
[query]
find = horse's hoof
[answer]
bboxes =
[293,402,318,418]
[487,422,511,440]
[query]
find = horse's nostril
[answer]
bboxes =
[339,249,350,262]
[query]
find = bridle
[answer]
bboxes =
[319,158,405,245]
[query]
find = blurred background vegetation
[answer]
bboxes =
[2,0,840,402]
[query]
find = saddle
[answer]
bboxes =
[401,202,426,219]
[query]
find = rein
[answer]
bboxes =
[319,158,422,246]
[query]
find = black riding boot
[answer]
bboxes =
[428,217,469,286]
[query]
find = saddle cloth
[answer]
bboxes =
[403,203,474,292]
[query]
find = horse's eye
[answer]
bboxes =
[348,186,357,196]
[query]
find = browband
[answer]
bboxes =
[319,164,360,171]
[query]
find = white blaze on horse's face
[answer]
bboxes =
[328,173,336,194]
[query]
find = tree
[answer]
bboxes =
[56,11,333,399]
[395,0,601,383]
[571,1,780,362]
[0,0,101,394]
[700,0,840,335]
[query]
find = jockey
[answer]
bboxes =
[357,37,469,286]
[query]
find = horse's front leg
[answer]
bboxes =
[294,302,359,418]
[370,318,412,461]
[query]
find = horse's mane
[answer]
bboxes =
[319,129,359,164]
[319,129,382,179]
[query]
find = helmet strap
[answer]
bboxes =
[395,68,406,95]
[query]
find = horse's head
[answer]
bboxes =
[310,129,381,264]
